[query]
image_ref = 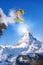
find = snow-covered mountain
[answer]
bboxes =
[0,29,43,65]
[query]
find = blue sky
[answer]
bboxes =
[0,0,43,45]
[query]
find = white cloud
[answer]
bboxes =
[17,24,29,35]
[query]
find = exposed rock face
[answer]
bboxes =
[16,53,43,65]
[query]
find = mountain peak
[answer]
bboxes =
[0,29,43,65]
[18,29,34,45]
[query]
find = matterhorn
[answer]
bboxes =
[0,28,43,65]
